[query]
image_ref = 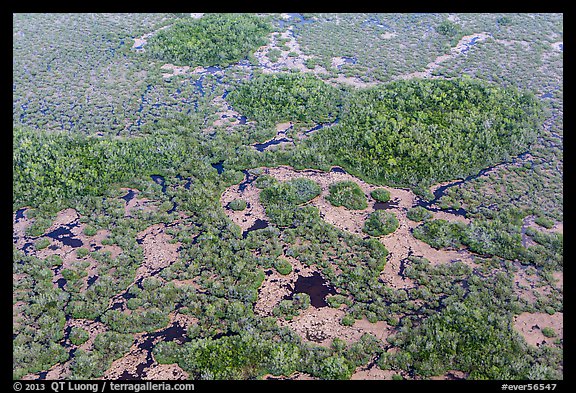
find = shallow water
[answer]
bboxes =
[242,219,269,238]
[286,272,337,308]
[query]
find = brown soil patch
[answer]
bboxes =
[135,224,181,278]
[513,312,563,347]
[429,370,468,380]
[255,256,316,316]
[351,366,398,380]
[278,307,391,348]
[102,312,197,380]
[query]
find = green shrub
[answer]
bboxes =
[363,211,399,236]
[341,314,355,326]
[76,248,90,258]
[541,327,557,338]
[326,181,367,210]
[147,13,272,67]
[34,238,51,250]
[413,219,465,249]
[535,216,554,229]
[274,258,293,275]
[228,199,247,211]
[254,175,278,189]
[407,206,433,222]
[83,225,97,236]
[371,188,391,203]
[69,327,90,346]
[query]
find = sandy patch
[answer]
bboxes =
[513,312,563,347]
[512,263,558,307]
[331,57,346,69]
[135,224,181,279]
[328,75,379,89]
[121,188,158,217]
[255,257,318,316]
[381,32,397,39]
[278,307,391,348]
[254,28,328,76]
[351,366,398,380]
[551,41,563,51]
[429,370,468,380]
[220,177,267,233]
[190,13,204,19]
[22,319,110,380]
[102,312,196,380]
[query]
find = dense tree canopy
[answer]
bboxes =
[227,73,344,125]
[147,13,272,67]
[302,78,543,189]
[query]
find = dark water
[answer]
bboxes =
[167,201,178,214]
[212,330,239,340]
[175,174,192,190]
[278,13,315,30]
[541,92,553,99]
[211,161,224,174]
[242,219,269,238]
[45,223,83,248]
[253,137,292,152]
[330,166,346,174]
[121,189,136,204]
[151,175,167,193]
[374,199,399,210]
[265,269,273,276]
[15,208,26,222]
[303,119,339,136]
[461,36,480,54]
[238,115,247,125]
[87,276,97,287]
[414,152,530,216]
[120,322,191,379]
[286,272,337,308]
[206,66,221,73]
[559,43,563,51]
[56,278,67,290]
[238,170,257,192]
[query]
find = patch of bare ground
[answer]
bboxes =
[220,175,267,233]
[278,307,391,348]
[381,32,396,39]
[254,28,328,76]
[121,188,158,217]
[327,75,379,89]
[551,41,563,51]
[351,366,399,380]
[254,256,315,316]
[102,312,196,380]
[12,207,126,294]
[208,96,253,131]
[513,312,563,348]
[428,370,468,380]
